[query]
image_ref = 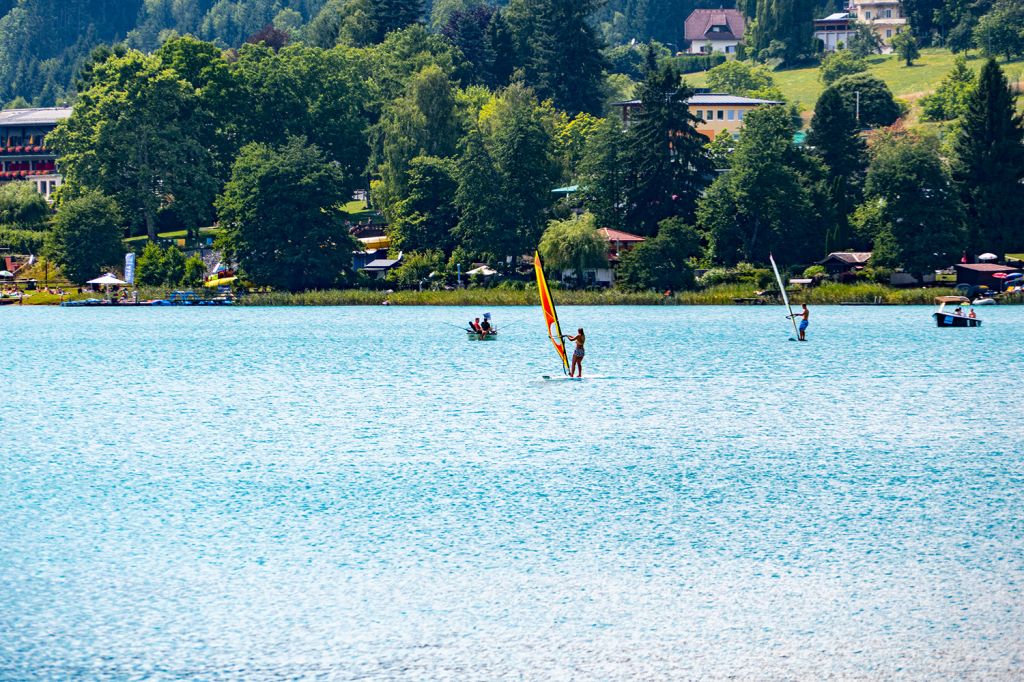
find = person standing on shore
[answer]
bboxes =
[566,328,585,377]
[789,304,809,341]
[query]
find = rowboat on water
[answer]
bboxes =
[466,330,498,341]
[933,296,982,327]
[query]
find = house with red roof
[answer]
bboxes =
[684,8,746,54]
[559,228,646,286]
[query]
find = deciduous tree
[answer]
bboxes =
[46,190,123,284]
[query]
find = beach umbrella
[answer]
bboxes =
[992,272,1008,279]
[1005,272,1022,280]
[466,266,497,276]
[0,270,13,278]
[978,253,998,261]
[87,273,128,286]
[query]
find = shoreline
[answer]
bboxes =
[4,283,1001,307]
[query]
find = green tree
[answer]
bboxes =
[951,59,1024,259]
[374,64,462,213]
[846,21,884,57]
[920,55,976,121]
[388,155,459,253]
[232,43,371,192]
[518,0,608,115]
[819,50,868,85]
[864,133,966,277]
[456,83,557,259]
[828,72,902,127]
[974,0,1024,60]
[622,65,713,235]
[387,249,445,288]
[452,128,507,256]
[891,30,920,66]
[579,117,629,230]
[363,0,424,44]
[135,241,168,286]
[705,60,778,96]
[182,254,207,286]
[538,212,608,285]
[0,182,49,228]
[163,245,186,284]
[49,50,219,242]
[749,0,816,65]
[215,137,357,291]
[806,86,867,251]
[698,104,825,265]
[46,190,123,284]
[616,217,699,291]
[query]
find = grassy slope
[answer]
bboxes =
[684,48,1024,114]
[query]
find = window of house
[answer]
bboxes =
[883,9,891,18]
[864,10,871,18]
[717,109,724,120]
[727,110,735,120]
[707,110,714,120]
[886,29,892,37]
[738,110,744,120]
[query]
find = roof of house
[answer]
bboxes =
[363,255,403,270]
[614,93,781,108]
[0,107,72,127]
[684,8,746,43]
[954,263,1021,272]
[817,12,851,21]
[599,228,645,243]
[820,251,872,264]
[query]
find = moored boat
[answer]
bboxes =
[466,331,498,341]
[933,296,981,327]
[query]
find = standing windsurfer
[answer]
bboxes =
[566,328,585,377]
[788,304,809,341]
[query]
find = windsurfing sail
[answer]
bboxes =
[769,253,801,340]
[534,251,570,375]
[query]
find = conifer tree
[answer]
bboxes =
[622,64,712,235]
[951,59,1024,259]
[749,0,816,64]
[483,10,515,89]
[807,86,866,251]
[365,0,424,44]
[515,0,607,115]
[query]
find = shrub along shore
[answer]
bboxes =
[236,283,964,306]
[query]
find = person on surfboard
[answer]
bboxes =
[565,328,585,377]
[788,303,809,341]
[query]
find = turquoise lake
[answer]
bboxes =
[1,305,1022,679]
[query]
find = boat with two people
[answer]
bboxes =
[466,313,498,340]
[933,296,982,327]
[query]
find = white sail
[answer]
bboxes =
[769,254,800,340]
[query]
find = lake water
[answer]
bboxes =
[1,305,1023,679]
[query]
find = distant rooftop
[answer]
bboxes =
[684,8,746,43]
[818,12,851,21]
[614,93,782,107]
[0,107,72,127]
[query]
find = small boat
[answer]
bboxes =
[972,297,997,305]
[933,296,981,327]
[467,330,498,341]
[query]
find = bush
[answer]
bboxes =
[182,255,207,286]
[669,53,726,75]
[803,264,827,279]
[0,227,46,254]
[819,51,868,85]
[828,73,901,127]
[136,242,189,286]
[0,182,50,229]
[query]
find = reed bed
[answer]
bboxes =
[237,283,967,306]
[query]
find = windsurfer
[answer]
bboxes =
[788,304,809,341]
[566,328,585,377]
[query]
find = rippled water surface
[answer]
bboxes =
[1,305,1023,679]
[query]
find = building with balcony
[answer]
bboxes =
[0,107,71,200]
[847,0,906,52]
[614,92,781,141]
[683,9,746,54]
[814,13,858,52]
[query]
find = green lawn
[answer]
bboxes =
[124,226,219,245]
[685,48,1024,113]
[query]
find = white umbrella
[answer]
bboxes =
[466,266,497,276]
[977,253,998,261]
[87,273,128,285]
[0,270,13,278]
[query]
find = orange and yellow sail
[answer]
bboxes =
[534,251,570,375]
